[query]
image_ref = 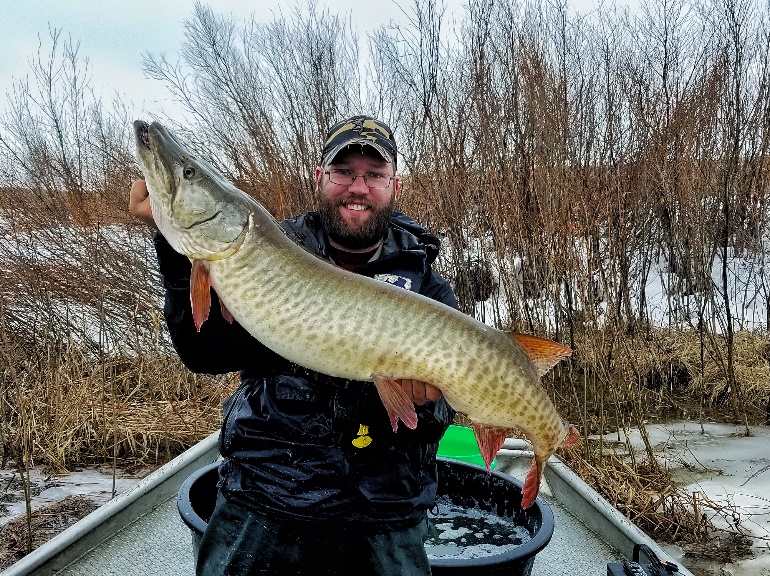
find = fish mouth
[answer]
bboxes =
[134,120,151,151]
[133,119,251,260]
[133,120,186,190]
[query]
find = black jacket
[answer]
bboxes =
[154,210,458,531]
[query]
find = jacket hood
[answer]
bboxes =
[388,211,442,264]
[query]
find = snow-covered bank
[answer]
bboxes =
[596,421,770,576]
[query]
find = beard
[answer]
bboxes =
[317,193,395,250]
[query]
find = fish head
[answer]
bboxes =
[134,120,251,261]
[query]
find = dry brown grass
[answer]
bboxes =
[0,495,98,569]
[0,187,133,232]
[559,442,760,561]
[543,327,770,556]
[1,341,237,473]
[564,327,770,429]
[562,446,713,544]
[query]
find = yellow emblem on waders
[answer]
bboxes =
[352,424,372,448]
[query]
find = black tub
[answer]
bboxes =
[177,458,554,576]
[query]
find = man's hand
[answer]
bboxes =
[129,179,157,229]
[396,379,442,405]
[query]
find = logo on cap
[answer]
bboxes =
[326,118,391,145]
[322,115,397,167]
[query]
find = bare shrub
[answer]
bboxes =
[143,0,363,219]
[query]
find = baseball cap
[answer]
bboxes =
[321,115,397,168]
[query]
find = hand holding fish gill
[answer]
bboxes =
[128,179,157,229]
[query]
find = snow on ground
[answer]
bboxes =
[0,467,142,529]
[595,421,770,575]
[437,226,768,334]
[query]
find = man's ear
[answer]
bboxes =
[315,166,323,182]
[394,176,401,200]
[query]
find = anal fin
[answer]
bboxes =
[470,422,509,472]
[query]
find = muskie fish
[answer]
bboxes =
[133,120,579,508]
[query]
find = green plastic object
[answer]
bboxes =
[437,425,497,470]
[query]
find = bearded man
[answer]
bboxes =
[129,115,458,576]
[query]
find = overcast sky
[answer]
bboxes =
[1,0,609,120]
[1,0,459,117]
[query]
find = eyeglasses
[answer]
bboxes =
[324,169,394,189]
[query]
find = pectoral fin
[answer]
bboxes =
[220,300,234,324]
[373,375,418,431]
[190,260,211,332]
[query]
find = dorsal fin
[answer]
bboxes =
[507,332,572,377]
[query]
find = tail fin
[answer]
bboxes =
[562,423,580,447]
[521,424,578,509]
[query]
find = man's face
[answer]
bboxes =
[315,147,400,250]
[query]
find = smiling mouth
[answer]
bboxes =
[344,202,369,212]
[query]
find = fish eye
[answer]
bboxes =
[183,165,196,179]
